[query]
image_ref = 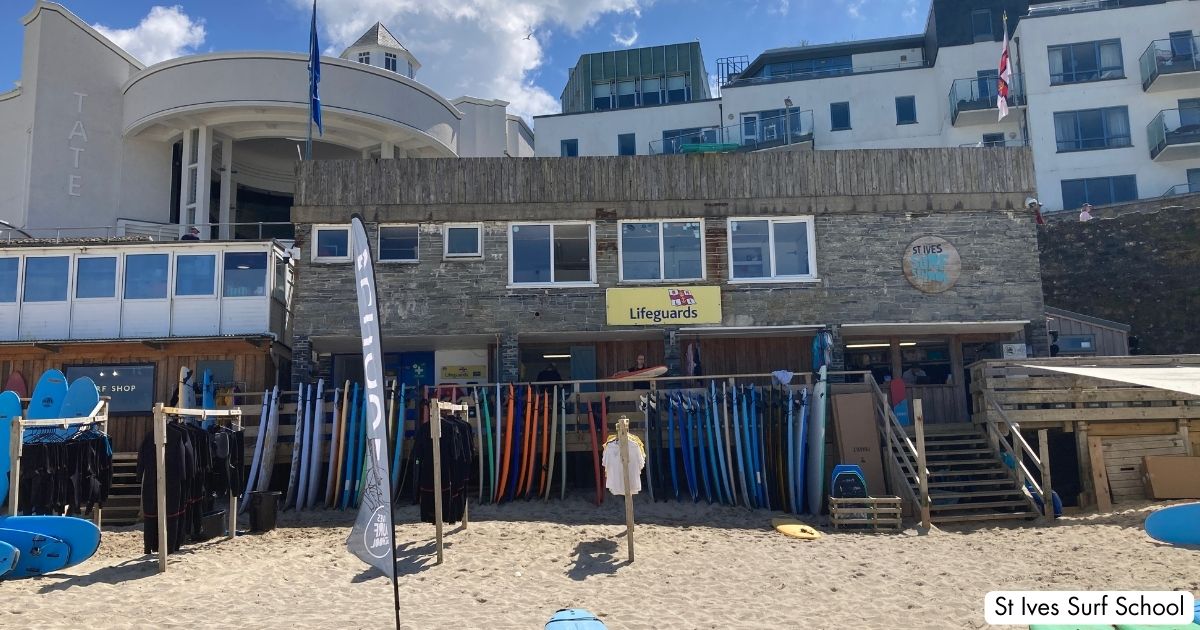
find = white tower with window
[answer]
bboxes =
[339,22,421,79]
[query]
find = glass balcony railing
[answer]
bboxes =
[1148,107,1200,160]
[1139,35,1200,90]
[948,74,1026,124]
[649,109,815,155]
[958,138,1027,148]
[1027,0,1121,17]
[724,60,928,88]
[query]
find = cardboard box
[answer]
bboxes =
[832,393,886,496]
[1142,455,1200,499]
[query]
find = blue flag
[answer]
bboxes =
[308,0,322,135]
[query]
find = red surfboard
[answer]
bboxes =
[586,401,602,507]
[3,371,27,398]
[610,365,667,380]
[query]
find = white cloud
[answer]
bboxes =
[902,0,919,20]
[611,23,639,47]
[770,0,790,16]
[302,0,646,120]
[93,5,206,66]
[839,0,867,19]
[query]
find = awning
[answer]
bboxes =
[310,333,498,353]
[519,329,662,343]
[1022,365,1200,398]
[840,320,1029,337]
[676,324,824,338]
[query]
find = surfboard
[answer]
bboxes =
[610,365,668,380]
[285,384,307,510]
[538,390,552,498]
[27,369,68,420]
[59,376,100,419]
[665,394,678,500]
[771,517,821,540]
[0,539,16,578]
[0,528,70,577]
[520,388,538,498]
[297,383,314,509]
[786,387,797,514]
[496,385,514,503]
[709,382,729,505]
[341,384,360,509]
[730,386,748,507]
[202,369,215,410]
[542,386,556,501]
[807,367,829,515]
[586,400,602,506]
[325,384,343,508]
[545,608,608,629]
[0,391,21,505]
[1145,502,1200,545]
[559,386,568,501]
[719,383,737,507]
[0,515,101,569]
[3,371,27,398]
[241,389,271,512]
[390,383,405,499]
[750,386,765,507]
[256,386,281,493]
[796,387,809,515]
[305,379,324,509]
[331,382,351,508]
[598,395,608,505]
[680,396,697,501]
[698,395,714,503]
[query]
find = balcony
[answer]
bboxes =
[1148,108,1200,161]
[1139,35,1200,92]
[649,110,814,155]
[1026,0,1121,18]
[724,59,928,89]
[948,75,1026,126]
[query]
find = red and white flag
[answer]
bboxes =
[997,14,1011,121]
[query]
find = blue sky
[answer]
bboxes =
[0,0,931,118]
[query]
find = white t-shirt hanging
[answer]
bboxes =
[602,436,646,496]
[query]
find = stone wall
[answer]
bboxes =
[1039,204,1200,355]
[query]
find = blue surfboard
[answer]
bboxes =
[0,539,17,578]
[0,528,70,577]
[1145,503,1200,546]
[795,388,809,515]
[202,369,215,410]
[667,394,679,500]
[806,368,829,515]
[0,516,100,569]
[27,369,68,420]
[546,608,607,629]
[59,377,101,419]
[0,391,21,505]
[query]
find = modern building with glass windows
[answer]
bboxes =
[0,2,533,242]
[534,0,1200,212]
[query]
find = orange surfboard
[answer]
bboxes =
[495,384,515,503]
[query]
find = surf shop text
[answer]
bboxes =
[628,306,700,323]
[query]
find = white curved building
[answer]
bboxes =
[0,2,533,239]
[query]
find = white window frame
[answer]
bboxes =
[726,216,819,284]
[507,221,597,288]
[74,254,121,301]
[174,251,220,298]
[311,225,352,263]
[378,224,420,264]
[617,219,706,283]
[384,52,398,72]
[357,51,370,65]
[443,223,484,260]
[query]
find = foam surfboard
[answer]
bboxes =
[59,377,100,419]
[0,539,16,578]
[291,384,309,510]
[795,388,809,515]
[305,379,325,510]
[806,367,829,515]
[390,384,405,499]
[178,367,196,409]
[256,387,281,493]
[1145,502,1200,546]
[545,608,608,629]
[0,528,70,577]
[712,382,732,506]
[786,388,797,514]
[241,389,272,512]
[0,515,101,569]
[610,365,668,380]
[330,382,350,508]
[202,369,215,410]
[2,371,27,398]
[731,386,749,507]
[27,369,68,420]
[0,391,20,505]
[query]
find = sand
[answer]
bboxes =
[2,498,1198,629]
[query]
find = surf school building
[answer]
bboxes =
[290,149,1049,424]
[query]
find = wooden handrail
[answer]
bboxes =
[866,377,928,511]
[985,396,1052,517]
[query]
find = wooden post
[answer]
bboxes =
[913,400,931,531]
[1075,422,1094,508]
[8,416,21,516]
[229,409,240,539]
[1037,428,1053,519]
[1178,419,1192,456]
[948,335,967,422]
[153,403,168,573]
[429,399,444,565]
[1087,435,1113,513]
[616,416,635,563]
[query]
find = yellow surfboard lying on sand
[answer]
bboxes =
[771,518,821,540]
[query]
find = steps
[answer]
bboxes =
[102,453,141,526]
[892,424,1041,525]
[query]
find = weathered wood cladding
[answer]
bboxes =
[295,148,1036,210]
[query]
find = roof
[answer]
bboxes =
[347,22,409,52]
[1045,306,1131,332]
[740,33,927,78]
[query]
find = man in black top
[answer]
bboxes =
[536,363,561,383]
[180,226,200,240]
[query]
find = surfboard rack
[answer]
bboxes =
[151,403,243,573]
[429,399,470,566]
[7,399,110,526]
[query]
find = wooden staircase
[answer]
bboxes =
[102,453,142,527]
[898,425,1040,524]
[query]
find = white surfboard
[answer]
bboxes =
[241,389,272,512]
[305,379,325,509]
[256,386,281,493]
[286,385,308,510]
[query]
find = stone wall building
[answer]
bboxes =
[290,148,1047,424]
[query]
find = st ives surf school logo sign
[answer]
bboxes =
[606,286,722,326]
[902,236,962,294]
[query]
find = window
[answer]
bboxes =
[509,223,594,285]
[971,9,993,42]
[895,96,917,125]
[1060,175,1137,209]
[616,81,636,108]
[379,225,419,262]
[593,83,611,110]
[312,226,350,261]
[22,256,69,302]
[1053,107,1131,151]
[124,253,169,300]
[560,139,579,157]
[661,128,707,154]
[617,133,636,156]
[75,257,116,299]
[727,217,817,281]
[641,78,661,106]
[763,56,851,79]
[666,75,688,103]
[619,220,704,282]
[1048,40,1123,85]
[224,252,268,297]
[384,52,397,72]
[175,254,216,296]
[0,258,16,302]
[357,52,370,65]
[982,133,1006,147]
[273,255,289,302]
[976,69,999,101]
[407,61,414,78]
[1058,334,1096,354]
[830,102,850,130]
[444,224,483,259]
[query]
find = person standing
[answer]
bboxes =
[628,354,650,390]
[1079,203,1094,222]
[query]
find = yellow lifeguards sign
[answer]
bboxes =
[606,286,722,326]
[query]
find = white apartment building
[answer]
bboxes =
[535,0,1200,212]
[0,2,533,240]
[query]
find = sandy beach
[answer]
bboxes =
[2,498,1198,629]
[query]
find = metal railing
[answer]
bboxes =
[649,109,814,155]
[1148,108,1200,160]
[1027,0,1120,17]
[724,59,928,88]
[1161,183,1200,197]
[0,220,294,244]
[948,74,1025,124]
[958,138,1027,148]
[1139,35,1199,90]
